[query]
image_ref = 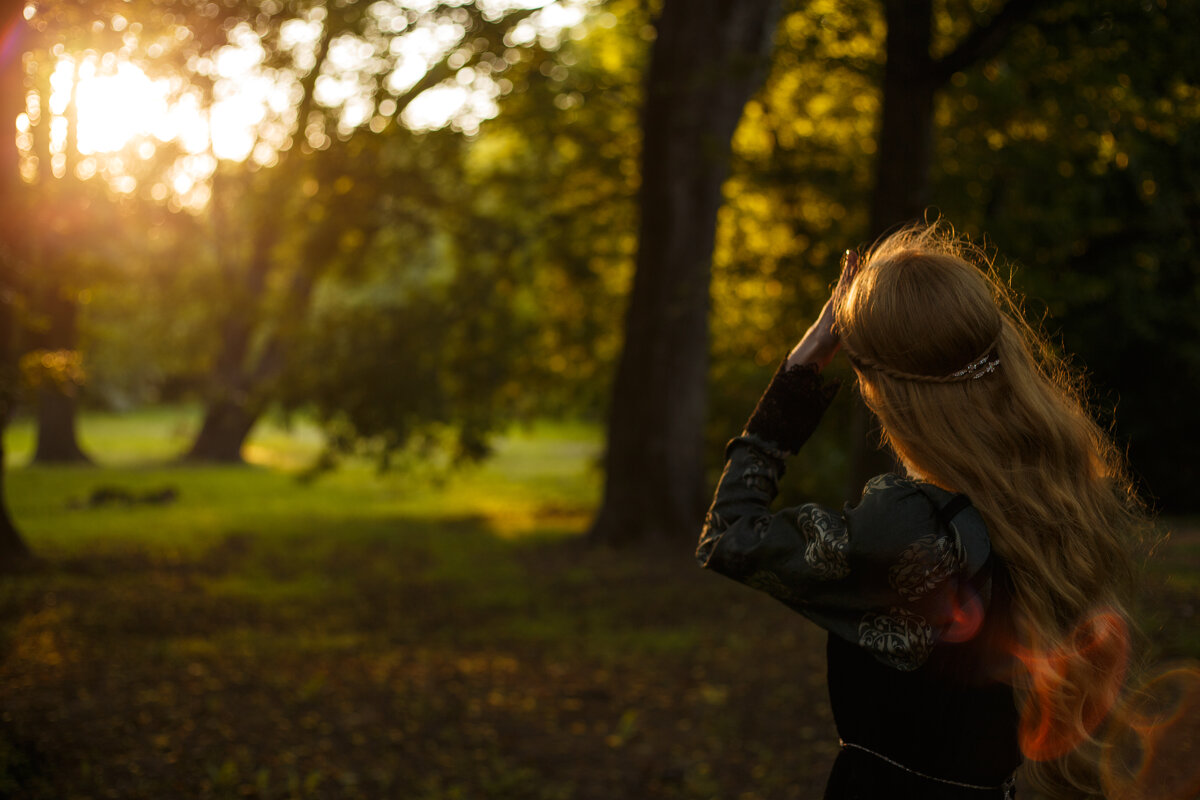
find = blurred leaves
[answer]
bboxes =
[3,0,1198,503]
[17,349,86,393]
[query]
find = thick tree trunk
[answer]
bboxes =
[0,0,33,568]
[870,1,936,238]
[185,396,258,462]
[183,171,274,464]
[0,412,32,571]
[31,288,90,464]
[184,326,260,463]
[183,27,335,465]
[0,272,31,569]
[847,0,1040,495]
[589,0,782,546]
[183,230,322,464]
[0,308,32,571]
[847,0,937,494]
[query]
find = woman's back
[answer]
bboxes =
[698,224,1148,797]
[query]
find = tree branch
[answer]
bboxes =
[931,0,1041,87]
[390,5,541,120]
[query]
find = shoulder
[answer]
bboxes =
[847,472,991,579]
[843,473,941,555]
[857,472,929,504]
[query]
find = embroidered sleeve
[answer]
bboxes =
[696,364,987,672]
[744,360,841,454]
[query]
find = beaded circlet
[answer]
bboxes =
[842,334,1002,384]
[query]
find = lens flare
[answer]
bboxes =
[941,582,986,643]
[1013,609,1130,761]
[1100,666,1200,800]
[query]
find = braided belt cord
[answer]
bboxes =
[839,739,1016,798]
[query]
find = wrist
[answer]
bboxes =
[744,359,842,453]
[786,335,840,370]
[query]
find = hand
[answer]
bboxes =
[785,250,860,371]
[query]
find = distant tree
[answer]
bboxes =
[0,0,33,568]
[280,1,649,468]
[7,0,197,464]
[0,288,30,570]
[589,0,783,546]
[11,0,145,464]
[178,0,583,462]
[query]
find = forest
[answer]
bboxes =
[1,0,1198,798]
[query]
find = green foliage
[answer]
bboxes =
[275,0,651,464]
[284,278,535,468]
[8,0,1197,507]
[926,0,1200,507]
[702,0,1200,507]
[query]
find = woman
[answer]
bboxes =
[696,224,1144,798]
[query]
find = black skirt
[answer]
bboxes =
[824,744,1016,799]
[822,620,1022,800]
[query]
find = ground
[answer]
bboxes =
[0,410,1197,799]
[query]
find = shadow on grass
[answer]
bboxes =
[0,513,840,800]
[4,507,1199,800]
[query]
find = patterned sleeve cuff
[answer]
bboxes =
[743,360,841,454]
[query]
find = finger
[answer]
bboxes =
[839,250,860,286]
[833,250,859,303]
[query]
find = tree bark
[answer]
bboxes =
[183,183,328,463]
[185,395,258,462]
[0,404,32,571]
[31,287,90,464]
[183,166,280,463]
[0,0,33,568]
[183,21,334,464]
[183,312,261,462]
[848,0,937,494]
[589,0,782,546]
[0,301,32,571]
[848,0,1040,494]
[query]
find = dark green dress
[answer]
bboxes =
[696,362,1022,798]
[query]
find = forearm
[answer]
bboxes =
[785,319,840,372]
[697,360,841,567]
[743,360,841,455]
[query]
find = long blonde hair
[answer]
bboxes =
[834,223,1149,797]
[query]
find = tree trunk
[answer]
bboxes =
[870,0,936,239]
[848,0,1039,494]
[182,24,336,465]
[847,0,937,494]
[31,288,90,464]
[183,214,325,464]
[183,170,274,464]
[0,411,32,572]
[0,0,33,569]
[0,269,31,569]
[589,0,782,546]
[185,396,258,462]
[0,304,32,571]
[184,327,260,463]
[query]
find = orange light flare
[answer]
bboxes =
[1099,666,1200,800]
[940,582,986,644]
[1012,608,1130,762]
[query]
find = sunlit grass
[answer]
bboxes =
[4,405,328,469]
[2,408,1198,799]
[4,407,603,555]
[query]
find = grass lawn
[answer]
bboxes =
[1,408,1198,799]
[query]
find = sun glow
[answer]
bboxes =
[19,0,593,210]
[73,59,173,155]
